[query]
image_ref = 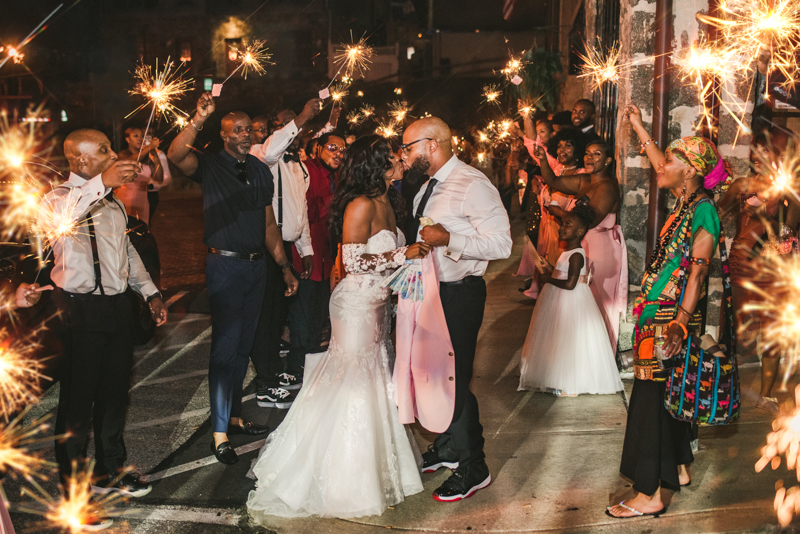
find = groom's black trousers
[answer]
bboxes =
[434,276,487,467]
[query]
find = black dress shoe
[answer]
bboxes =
[91,472,152,498]
[227,421,270,436]
[211,441,238,464]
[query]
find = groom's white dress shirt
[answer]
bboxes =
[413,155,512,283]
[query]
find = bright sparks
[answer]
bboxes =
[501,53,526,80]
[699,0,800,88]
[347,111,363,125]
[334,38,374,79]
[482,84,502,105]
[229,39,272,79]
[577,41,622,90]
[0,46,24,64]
[21,461,124,533]
[330,83,349,102]
[376,121,399,138]
[388,100,412,123]
[0,409,54,481]
[359,104,375,119]
[127,58,193,121]
[0,328,46,421]
[756,385,800,526]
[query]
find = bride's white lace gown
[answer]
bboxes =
[247,229,424,520]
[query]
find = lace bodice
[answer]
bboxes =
[342,228,407,275]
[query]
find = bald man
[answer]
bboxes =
[38,129,167,523]
[401,117,512,502]
[168,92,299,465]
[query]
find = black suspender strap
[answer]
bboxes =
[277,165,283,229]
[86,210,104,296]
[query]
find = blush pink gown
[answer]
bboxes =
[579,210,628,350]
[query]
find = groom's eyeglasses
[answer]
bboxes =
[400,138,434,153]
[235,161,250,184]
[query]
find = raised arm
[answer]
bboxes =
[530,143,583,195]
[251,98,322,166]
[717,176,746,217]
[168,92,215,177]
[624,103,665,171]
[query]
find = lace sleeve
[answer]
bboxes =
[342,243,409,274]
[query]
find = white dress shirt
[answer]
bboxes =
[249,121,314,257]
[37,172,158,298]
[413,155,512,282]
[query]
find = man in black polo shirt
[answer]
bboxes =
[168,92,299,465]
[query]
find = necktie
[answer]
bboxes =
[410,178,437,239]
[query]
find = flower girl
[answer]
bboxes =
[518,204,623,395]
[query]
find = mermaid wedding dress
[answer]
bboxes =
[247,228,424,520]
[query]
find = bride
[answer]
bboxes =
[247,135,431,520]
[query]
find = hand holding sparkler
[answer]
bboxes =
[15,283,52,308]
[329,101,343,128]
[195,91,216,126]
[623,104,643,128]
[101,160,141,189]
[294,98,323,130]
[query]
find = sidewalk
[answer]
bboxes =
[253,226,789,534]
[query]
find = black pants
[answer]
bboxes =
[286,277,330,374]
[620,379,694,495]
[434,277,487,467]
[250,242,294,388]
[148,190,159,224]
[206,253,266,432]
[52,290,134,484]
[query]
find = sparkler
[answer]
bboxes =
[223,39,272,83]
[698,0,800,89]
[333,38,374,80]
[21,461,125,533]
[329,83,349,103]
[756,385,800,526]
[376,121,399,138]
[128,58,192,159]
[347,111,363,126]
[577,41,622,90]
[0,409,55,481]
[500,53,526,81]
[359,104,375,120]
[388,100,412,123]
[0,46,24,65]
[0,3,63,71]
[0,327,47,421]
[482,84,502,105]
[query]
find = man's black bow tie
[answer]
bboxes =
[283,152,301,163]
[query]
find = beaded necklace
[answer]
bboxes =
[645,190,700,276]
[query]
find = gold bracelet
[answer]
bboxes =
[677,303,693,317]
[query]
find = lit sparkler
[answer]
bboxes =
[501,53,526,80]
[330,83,349,103]
[698,0,800,88]
[347,111,363,126]
[482,84,502,105]
[0,409,55,481]
[333,38,374,79]
[21,461,125,533]
[388,100,412,123]
[376,121,399,138]
[577,41,622,90]
[224,39,272,82]
[756,385,800,526]
[0,3,63,71]
[127,58,192,122]
[359,104,375,119]
[0,327,47,421]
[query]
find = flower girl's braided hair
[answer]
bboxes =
[570,203,595,232]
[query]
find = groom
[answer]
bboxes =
[401,117,512,501]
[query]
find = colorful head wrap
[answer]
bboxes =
[666,136,731,190]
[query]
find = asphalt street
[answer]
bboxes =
[4,191,799,533]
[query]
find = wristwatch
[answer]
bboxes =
[146,291,162,303]
[280,262,292,271]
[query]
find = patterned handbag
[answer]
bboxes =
[664,226,741,426]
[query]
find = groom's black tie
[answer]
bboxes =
[411,178,437,240]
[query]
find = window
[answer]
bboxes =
[225,38,242,76]
[180,41,192,62]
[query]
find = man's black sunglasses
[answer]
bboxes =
[399,137,434,152]
[235,161,249,185]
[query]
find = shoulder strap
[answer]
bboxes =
[86,209,104,296]
[277,165,283,229]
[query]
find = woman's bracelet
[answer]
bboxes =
[639,138,657,153]
[676,303,693,318]
[190,118,203,131]
[667,320,689,340]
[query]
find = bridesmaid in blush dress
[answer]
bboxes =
[533,139,627,351]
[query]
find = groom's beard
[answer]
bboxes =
[402,166,428,187]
